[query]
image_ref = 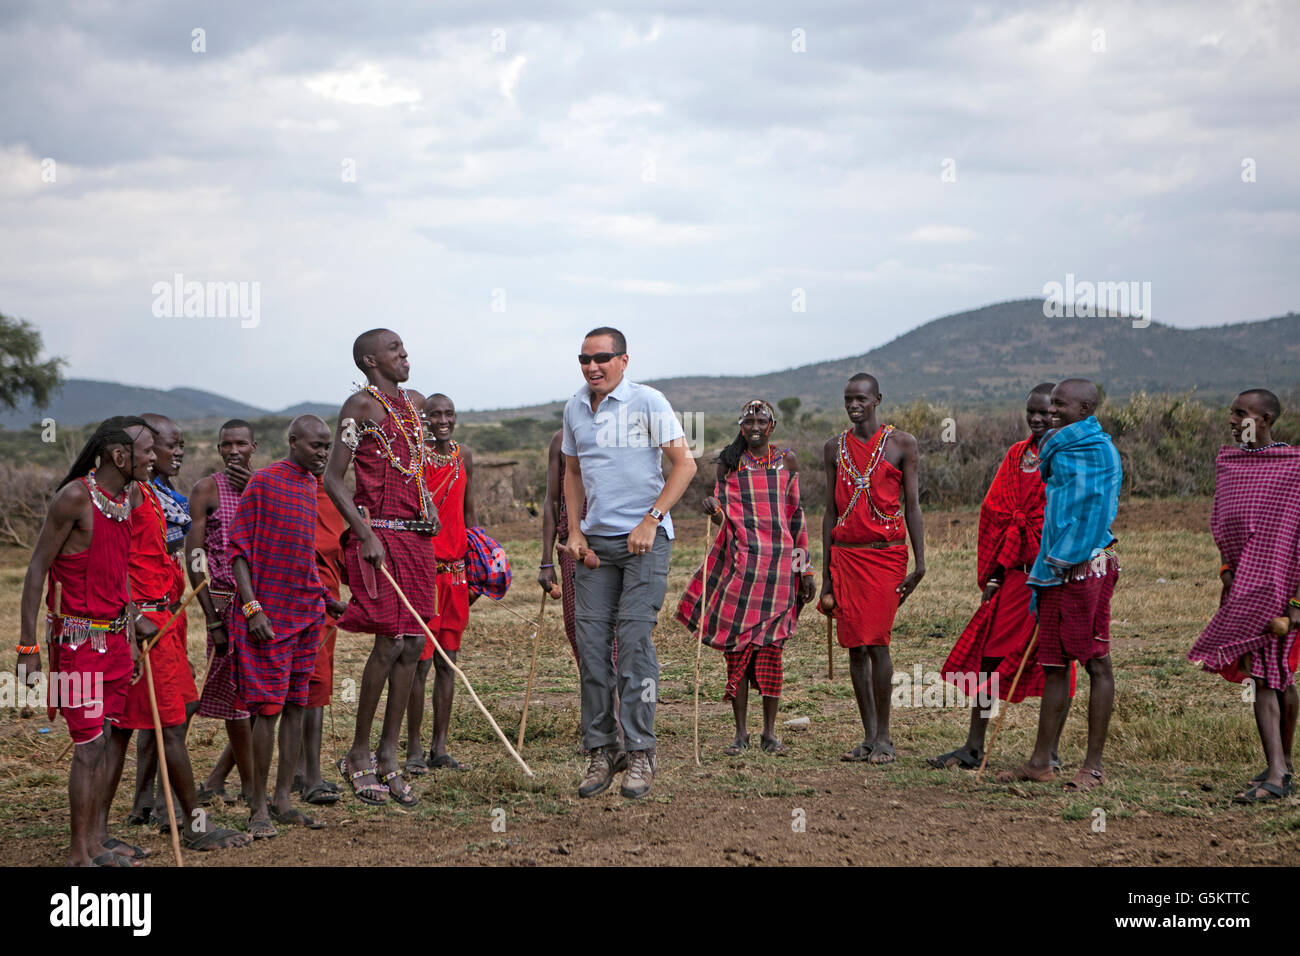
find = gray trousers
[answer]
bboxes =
[574,528,670,752]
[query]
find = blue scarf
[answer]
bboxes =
[151,476,191,550]
[1027,416,1122,600]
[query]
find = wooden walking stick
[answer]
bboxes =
[380,565,534,777]
[142,653,184,867]
[516,592,549,750]
[975,622,1040,782]
[694,516,712,767]
[826,615,834,679]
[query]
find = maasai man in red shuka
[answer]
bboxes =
[821,374,925,766]
[188,419,257,805]
[228,416,336,836]
[407,393,477,774]
[124,414,199,827]
[677,400,815,755]
[326,329,438,808]
[19,417,156,866]
[107,420,249,854]
[294,473,348,806]
[929,385,1076,772]
[1188,389,1300,803]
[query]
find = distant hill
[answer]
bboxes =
[459,299,1300,420]
[0,379,334,430]
[8,300,1298,430]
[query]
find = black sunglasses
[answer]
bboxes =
[578,351,625,365]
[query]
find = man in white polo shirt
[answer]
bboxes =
[562,327,698,798]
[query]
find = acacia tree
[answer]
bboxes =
[0,312,64,412]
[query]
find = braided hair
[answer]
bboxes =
[59,416,157,490]
[718,399,777,473]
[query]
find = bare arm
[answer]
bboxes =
[654,437,697,514]
[324,391,386,568]
[185,476,220,625]
[232,555,274,642]
[462,445,478,530]
[896,431,926,606]
[820,438,838,602]
[563,453,586,552]
[702,460,727,516]
[19,483,88,659]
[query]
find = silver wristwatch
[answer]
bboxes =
[647,507,665,523]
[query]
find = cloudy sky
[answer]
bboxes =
[2,1,1297,412]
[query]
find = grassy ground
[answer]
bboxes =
[2,497,1296,866]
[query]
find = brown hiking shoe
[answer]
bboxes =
[578,746,624,798]
[620,749,656,799]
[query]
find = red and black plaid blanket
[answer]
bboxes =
[676,467,809,652]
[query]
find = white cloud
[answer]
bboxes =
[902,225,980,243]
[304,63,422,106]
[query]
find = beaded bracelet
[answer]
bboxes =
[539,563,555,569]
[1220,563,1232,575]
[206,619,226,631]
[1289,598,1300,610]
[16,644,39,655]
[241,600,263,620]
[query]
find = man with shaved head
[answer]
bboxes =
[228,415,344,835]
[1189,389,1300,802]
[998,378,1122,792]
[326,329,438,808]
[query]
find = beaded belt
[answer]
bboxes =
[369,517,437,537]
[210,588,235,613]
[135,600,181,614]
[45,611,129,650]
[833,540,906,550]
[436,560,466,574]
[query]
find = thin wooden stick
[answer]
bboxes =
[130,581,208,679]
[143,654,184,867]
[694,517,712,767]
[975,623,1040,782]
[380,565,534,777]
[826,614,834,680]
[184,645,217,746]
[516,592,549,751]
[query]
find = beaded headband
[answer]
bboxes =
[738,399,777,426]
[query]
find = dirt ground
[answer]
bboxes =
[3,496,1296,867]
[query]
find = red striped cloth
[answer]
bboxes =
[1190,445,1300,689]
[677,465,809,652]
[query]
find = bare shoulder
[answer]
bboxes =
[548,430,563,455]
[339,389,380,420]
[782,449,800,473]
[822,435,840,457]
[50,478,90,517]
[404,388,428,407]
[460,444,474,467]
[890,428,919,449]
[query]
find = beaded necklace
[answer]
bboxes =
[426,440,462,507]
[358,384,433,518]
[1242,441,1289,453]
[834,425,902,528]
[86,470,132,522]
[739,444,777,472]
